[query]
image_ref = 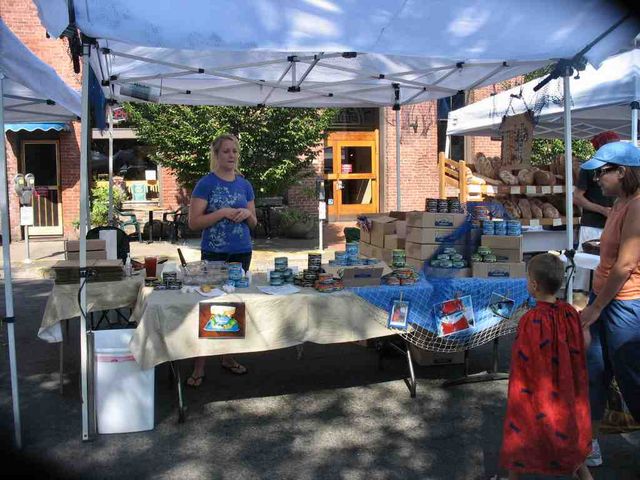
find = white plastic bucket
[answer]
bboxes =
[94,329,154,434]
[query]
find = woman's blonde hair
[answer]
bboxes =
[209,133,241,173]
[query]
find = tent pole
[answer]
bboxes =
[108,104,114,223]
[445,135,451,158]
[631,101,639,147]
[0,74,23,449]
[79,43,92,441]
[563,71,574,304]
[395,108,401,211]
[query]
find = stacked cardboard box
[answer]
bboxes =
[359,215,407,264]
[65,239,107,260]
[404,211,468,273]
[471,235,526,278]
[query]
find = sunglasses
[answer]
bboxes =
[594,165,620,179]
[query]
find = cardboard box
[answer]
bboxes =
[472,261,526,278]
[381,248,393,266]
[360,228,371,244]
[424,267,471,278]
[481,235,523,262]
[65,239,106,252]
[359,242,374,258]
[389,211,407,220]
[339,266,383,287]
[406,227,463,245]
[370,216,397,247]
[405,257,424,271]
[384,234,406,250]
[406,211,467,229]
[395,220,407,239]
[369,244,384,260]
[481,235,523,250]
[491,248,522,263]
[67,250,108,260]
[409,345,465,366]
[406,242,438,261]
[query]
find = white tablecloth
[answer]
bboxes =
[129,284,395,370]
[39,275,145,343]
[574,252,600,271]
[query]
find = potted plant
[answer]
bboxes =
[278,207,317,239]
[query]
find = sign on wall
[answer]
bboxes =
[500,111,534,169]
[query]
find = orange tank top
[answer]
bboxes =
[593,195,640,300]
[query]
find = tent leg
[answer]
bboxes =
[631,101,639,147]
[445,135,451,158]
[563,72,574,305]
[395,108,401,211]
[0,74,23,449]
[79,43,93,441]
[108,105,114,224]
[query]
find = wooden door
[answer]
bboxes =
[323,131,379,217]
[21,140,63,235]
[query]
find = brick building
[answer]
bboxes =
[3,0,509,240]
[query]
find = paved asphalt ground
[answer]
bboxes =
[0,238,638,479]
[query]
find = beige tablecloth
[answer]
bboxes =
[38,275,145,343]
[129,285,394,370]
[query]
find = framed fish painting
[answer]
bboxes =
[198,301,246,339]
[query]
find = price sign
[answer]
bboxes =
[318,201,327,220]
[20,206,34,226]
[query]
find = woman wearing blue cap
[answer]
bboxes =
[579,141,640,467]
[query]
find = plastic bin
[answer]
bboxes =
[94,329,154,434]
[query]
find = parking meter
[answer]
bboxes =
[13,173,35,206]
[316,178,325,201]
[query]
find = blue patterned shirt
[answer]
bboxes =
[192,172,255,254]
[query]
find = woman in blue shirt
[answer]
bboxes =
[187,133,257,387]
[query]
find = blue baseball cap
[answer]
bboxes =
[581,141,640,170]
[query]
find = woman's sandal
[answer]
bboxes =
[221,362,248,375]
[186,374,205,388]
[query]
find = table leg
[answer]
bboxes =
[404,340,417,398]
[59,340,64,395]
[442,338,509,387]
[170,361,186,423]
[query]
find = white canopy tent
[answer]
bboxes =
[33,0,639,440]
[445,47,640,301]
[446,48,640,141]
[0,19,81,449]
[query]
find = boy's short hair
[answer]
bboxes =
[528,253,565,295]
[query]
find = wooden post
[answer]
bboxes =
[438,152,446,200]
[459,160,467,204]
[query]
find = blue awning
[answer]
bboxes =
[4,122,69,132]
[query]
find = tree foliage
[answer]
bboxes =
[124,104,337,196]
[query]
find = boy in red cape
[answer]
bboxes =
[500,254,592,479]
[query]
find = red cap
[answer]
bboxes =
[591,131,620,150]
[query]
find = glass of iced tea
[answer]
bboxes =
[144,256,158,278]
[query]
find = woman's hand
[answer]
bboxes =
[580,304,602,329]
[231,208,252,223]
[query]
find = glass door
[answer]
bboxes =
[21,140,63,235]
[323,131,378,217]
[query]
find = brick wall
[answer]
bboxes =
[3,0,83,239]
[467,80,523,163]
[286,145,323,214]
[383,102,439,212]
[159,167,190,209]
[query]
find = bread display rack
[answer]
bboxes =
[437,152,580,227]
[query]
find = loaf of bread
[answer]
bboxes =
[517,168,537,186]
[502,199,522,219]
[498,169,519,186]
[542,202,561,219]
[517,198,532,219]
[534,169,556,186]
[529,201,543,219]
